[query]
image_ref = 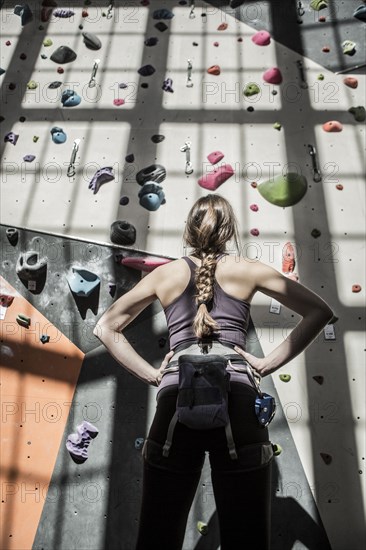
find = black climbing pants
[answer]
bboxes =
[135,382,273,550]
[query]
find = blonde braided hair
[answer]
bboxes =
[183,194,240,339]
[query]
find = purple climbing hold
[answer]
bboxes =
[145,37,159,46]
[151,134,165,143]
[4,132,19,145]
[88,166,115,194]
[23,154,36,162]
[53,8,75,17]
[66,420,99,463]
[162,77,174,93]
[138,64,156,76]
[250,228,260,236]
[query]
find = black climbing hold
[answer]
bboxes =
[50,46,77,64]
[79,24,83,30]
[41,54,47,59]
[0,116,5,123]
[40,334,50,344]
[119,196,130,206]
[247,106,254,112]
[193,42,199,46]
[145,37,159,46]
[311,228,321,238]
[138,64,156,77]
[155,22,168,32]
[136,164,166,185]
[141,83,149,89]
[158,337,167,348]
[320,452,332,465]
[20,53,27,60]
[9,83,16,90]
[119,83,128,89]
[48,81,62,89]
[19,116,26,122]
[0,68,5,76]
[82,32,102,50]
[313,375,324,385]
[110,221,136,245]
[108,282,117,297]
[6,228,19,246]
[125,154,134,163]
[151,134,165,143]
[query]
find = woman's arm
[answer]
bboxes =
[93,269,162,386]
[235,263,334,376]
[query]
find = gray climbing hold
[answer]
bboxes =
[66,267,100,297]
[348,106,365,122]
[14,4,33,25]
[0,68,6,76]
[48,81,62,89]
[16,251,47,280]
[110,221,136,245]
[136,164,166,185]
[153,9,174,19]
[145,37,159,46]
[151,134,165,143]
[82,32,102,50]
[258,173,308,207]
[50,46,77,64]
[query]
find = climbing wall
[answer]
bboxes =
[1,1,365,549]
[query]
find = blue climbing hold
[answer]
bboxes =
[61,89,81,107]
[66,267,100,297]
[50,126,67,144]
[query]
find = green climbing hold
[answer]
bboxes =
[279,374,291,382]
[243,83,260,97]
[27,80,38,90]
[258,173,308,207]
[317,73,325,80]
[272,443,282,456]
[197,521,208,536]
[43,38,53,47]
[33,136,39,142]
[310,0,328,10]
[273,122,282,130]
[348,106,365,122]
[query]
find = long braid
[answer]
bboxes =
[192,251,220,338]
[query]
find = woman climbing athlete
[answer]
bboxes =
[94,194,334,550]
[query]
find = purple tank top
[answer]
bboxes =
[164,256,251,350]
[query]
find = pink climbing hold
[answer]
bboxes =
[198,164,234,191]
[251,30,271,46]
[250,228,260,236]
[120,256,172,272]
[343,77,358,89]
[207,151,224,164]
[352,284,362,293]
[113,98,125,106]
[250,204,259,212]
[322,121,343,132]
[263,67,282,85]
[213,41,219,47]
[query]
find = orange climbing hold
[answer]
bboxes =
[322,121,343,132]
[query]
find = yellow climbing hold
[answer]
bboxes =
[27,80,38,90]
[272,443,282,456]
[279,374,291,382]
[197,521,208,536]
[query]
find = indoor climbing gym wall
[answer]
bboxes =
[0,0,365,549]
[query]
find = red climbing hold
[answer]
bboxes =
[250,228,259,236]
[322,46,330,52]
[282,242,296,273]
[322,121,343,132]
[82,10,89,17]
[319,16,326,22]
[336,184,343,190]
[217,22,228,30]
[250,181,258,188]
[343,77,358,89]
[207,65,221,75]
[250,204,259,212]
[57,67,64,74]
[213,41,219,47]
[352,284,362,293]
